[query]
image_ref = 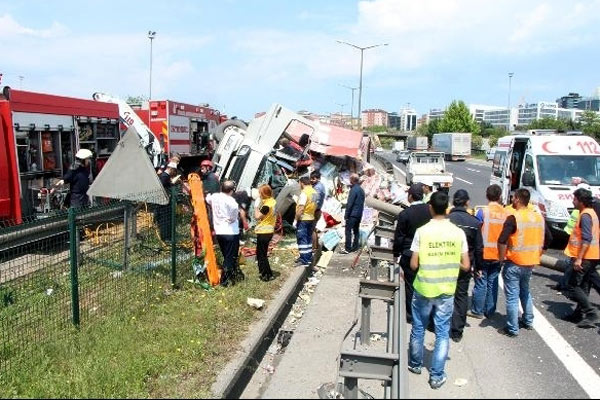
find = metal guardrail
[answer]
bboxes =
[337,217,408,399]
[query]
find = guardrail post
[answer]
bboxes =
[123,202,131,270]
[361,297,371,346]
[170,186,177,288]
[68,207,80,327]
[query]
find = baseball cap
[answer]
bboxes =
[419,178,434,188]
[407,183,424,200]
[167,161,178,169]
[453,189,470,205]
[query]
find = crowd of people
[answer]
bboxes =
[395,181,599,390]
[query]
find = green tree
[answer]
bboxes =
[126,95,148,105]
[471,134,483,150]
[365,125,388,133]
[526,117,567,131]
[438,100,481,135]
[580,111,600,139]
[416,119,442,142]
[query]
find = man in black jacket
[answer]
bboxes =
[393,183,432,323]
[341,173,365,254]
[448,189,484,342]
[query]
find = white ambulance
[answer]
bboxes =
[490,130,600,236]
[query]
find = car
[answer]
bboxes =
[486,147,497,161]
[396,150,410,164]
[375,146,384,152]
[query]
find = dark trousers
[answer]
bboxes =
[154,204,172,241]
[345,216,360,252]
[217,234,239,282]
[256,233,274,278]
[451,270,471,338]
[567,259,599,316]
[400,255,416,322]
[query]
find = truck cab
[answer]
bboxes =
[406,151,453,191]
[490,131,600,236]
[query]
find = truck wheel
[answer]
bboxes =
[213,119,247,142]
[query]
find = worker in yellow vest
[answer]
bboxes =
[408,191,470,390]
[295,176,318,267]
[255,184,277,282]
[562,188,600,328]
[468,184,507,319]
[498,188,551,337]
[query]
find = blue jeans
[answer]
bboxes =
[502,261,534,335]
[296,220,314,265]
[471,261,501,317]
[345,216,360,252]
[409,292,454,381]
[558,258,573,289]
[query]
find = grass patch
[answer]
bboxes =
[0,243,296,398]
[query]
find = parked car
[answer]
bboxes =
[486,147,497,161]
[396,150,410,164]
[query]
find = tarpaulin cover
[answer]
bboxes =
[289,123,363,158]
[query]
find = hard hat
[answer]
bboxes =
[75,149,93,160]
[201,160,213,168]
[167,162,178,169]
[418,178,434,187]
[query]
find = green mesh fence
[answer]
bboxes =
[0,185,196,377]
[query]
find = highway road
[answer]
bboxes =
[378,151,600,398]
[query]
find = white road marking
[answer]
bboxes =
[498,275,600,398]
[392,164,406,177]
[455,177,473,185]
[466,168,481,173]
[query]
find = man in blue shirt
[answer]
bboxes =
[341,173,365,254]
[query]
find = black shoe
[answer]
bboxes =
[577,313,598,329]
[451,334,463,343]
[561,312,583,323]
[499,327,517,338]
[518,319,533,330]
[234,270,245,282]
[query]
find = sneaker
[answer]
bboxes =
[339,249,350,255]
[451,334,463,343]
[518,319,533,330]
[407,365,422,375]
[467,311,484,319]
[577,313,598,329]
[429,376,447,390]
[560,312,583,323]
[499,327,517,338]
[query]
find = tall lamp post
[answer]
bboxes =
[337,40,388,129]
[335,102,348,126]
[340,84,358,127]
[148,31,157,100]
[507,72,514,131]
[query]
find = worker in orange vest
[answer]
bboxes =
[468,184,507,320]
[497,188,551,337]
[562,188,600,328]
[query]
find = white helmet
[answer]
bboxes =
[75,148,93,160]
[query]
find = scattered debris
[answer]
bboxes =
[45,288,54,296]
[277,330,294,348]
[263,364,275,374]
[111,271,123,279]
[370,333,382,342]
[317,382,343,399]
[247,298,266,310]
[454,378,468,387]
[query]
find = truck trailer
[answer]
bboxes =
[432,132,471,161]
[406,136,428,151]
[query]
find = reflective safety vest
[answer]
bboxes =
[564,209,600,260]
[413,220,464,298]
[482,203,508,261]
[255,197,277,234]
[506,208,544,266]
[564,209,580,236]
[298,186,318,221]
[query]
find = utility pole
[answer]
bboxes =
[507,72,514,131]
[340,84,358,128]
[336,40,388,130]
[148,31,157,100]
[335,102,348,127]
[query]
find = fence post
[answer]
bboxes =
[170,186,177,288]
[68,207,80,327]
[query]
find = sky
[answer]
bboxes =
[1,0,600,120]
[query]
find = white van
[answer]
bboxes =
[490,131,600,236]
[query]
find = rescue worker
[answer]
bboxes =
[447,189,483,343]
[154,161,178,242]
[469,184,507,319]
[341,173,365,254]
[408,190,470,390]
[199,160,220,195]
[295,176,318,267]
[58,148,93,208]
[497,188,552,337]
[562,188,599,327]
[254,184,277,282]
[393,183,431,323]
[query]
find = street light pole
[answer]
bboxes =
[337,40,388,129]
[507,72,514,131]
[335,102,348,126]
[148,31,156,100]
[340,84,358,126]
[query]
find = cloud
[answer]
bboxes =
[0,14,68,38]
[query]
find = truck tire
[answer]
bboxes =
[213,119,247,142]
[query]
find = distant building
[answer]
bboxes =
[517,102,559,125]
[428,108,445,121]
[399,108,418,132]
[361,109,388,128]
[388,112,401,130]
[556,92,582,109]
[469,104,517,130]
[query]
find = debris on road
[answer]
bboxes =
[247,298,266,310]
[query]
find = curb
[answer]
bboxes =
[211,264,311,399]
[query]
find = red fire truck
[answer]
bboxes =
[0,87,121,223]
[133,100,226,170]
